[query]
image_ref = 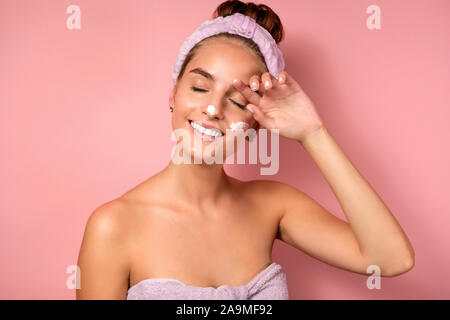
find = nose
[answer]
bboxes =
[201,101,224,120]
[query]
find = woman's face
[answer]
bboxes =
[170,38,266,163]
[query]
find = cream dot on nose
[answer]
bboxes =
[207,104,216,116]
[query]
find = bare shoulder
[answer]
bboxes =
[231,177,289,193]
[243,179,319,229]
[240,178,301,204]
[77,199,131,299]
[255,178,310,202]
[232,178,301,219]
[84,199,131,240]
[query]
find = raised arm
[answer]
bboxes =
[232,70,414,277]
[276,128,414,277]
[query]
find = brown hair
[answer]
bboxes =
[175,0,284,84]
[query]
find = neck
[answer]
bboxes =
[161,159,231,211]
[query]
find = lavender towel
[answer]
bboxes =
[126,262,289,300]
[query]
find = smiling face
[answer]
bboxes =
[170,37,267,163]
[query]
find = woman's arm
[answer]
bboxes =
[233,70,415,276]
[76,200,130,299]
[278,126,414,277]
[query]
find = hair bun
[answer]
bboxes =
[212,0,284,44]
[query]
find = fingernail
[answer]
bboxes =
[265,80,270,88]
[251,82,258,91]
[233,78,239,84]
[246,105,254,113]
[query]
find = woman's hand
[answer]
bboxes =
[232,71,324,143]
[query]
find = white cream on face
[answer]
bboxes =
[230,121,249,132]
[207,104,216,116]
[229,121,257,142]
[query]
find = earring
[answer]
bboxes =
[169,106,173,112]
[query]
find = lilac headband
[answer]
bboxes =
[172,12,285,85]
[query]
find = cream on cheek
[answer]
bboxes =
[205,104,250,133]
[228,121,257,142]
[229,121,249,132]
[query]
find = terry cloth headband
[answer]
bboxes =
[172,12,285,85]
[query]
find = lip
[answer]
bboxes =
[187,120,223,142]
[189,120,224,135]
[197,121,218,130]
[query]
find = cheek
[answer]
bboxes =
[252,118,259,129]
[175,93,201,112]
[229,121,250,131]
[244,116,258,130]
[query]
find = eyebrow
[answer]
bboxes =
[189,67,216,82]
[188,67,244,97]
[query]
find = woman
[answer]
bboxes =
[76,0,415,300]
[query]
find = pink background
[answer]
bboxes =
[1,0,449,299]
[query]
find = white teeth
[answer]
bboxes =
[190,121,223,137]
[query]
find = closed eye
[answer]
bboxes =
[231,100,245,109]
[190,87,246,110]
[191,86,207,93]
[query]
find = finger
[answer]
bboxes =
[276,71,287,85]
[246,103,275,129]
[253,75,267,95]
[249,75,261,92]
[277,70,300,90]
[261,72,272,91]
[261,72,281,92]
[232,78,261,106]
